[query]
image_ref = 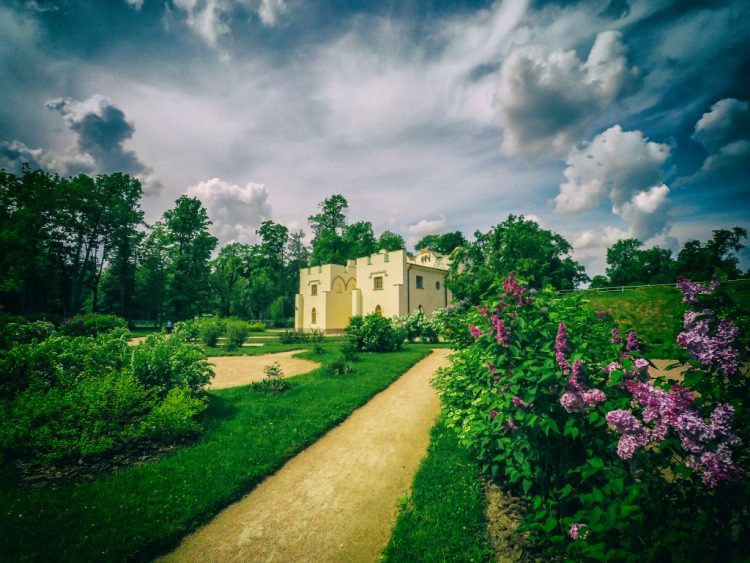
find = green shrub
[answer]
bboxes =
[224,319,250,350]
[325,357,353,376]
[279,330,309,344]
[340,341,359,362]
[247,321,266,332]
[431,304,473,348]
[250,361,292,393]
[173,319,200,342]
[0,370,155,462]
[59,313,128,337]
[194,316,224,347]
[0,320,56,350]
[139,387,205,442]
[130,334,214,396]
[345,314,404,352]
[398,308,439,343]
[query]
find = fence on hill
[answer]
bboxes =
[558,278,749,295]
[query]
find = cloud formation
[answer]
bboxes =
[555,125,671,240]
[496,30,639,159]
[186,177,272,244]
[691,98,750,179]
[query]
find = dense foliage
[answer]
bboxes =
[448,215,588,304]
[438,274,748,560]
[59,313,128,337]
[592,228,747,288]
[396,308,439,343]
[345,313,405,352]
[0,326,213,464]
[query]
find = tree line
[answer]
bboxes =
[2,165,745,323]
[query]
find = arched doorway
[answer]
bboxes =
[375,305,382,316]
[311,307,317,324]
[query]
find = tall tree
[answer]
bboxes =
[449,214,588,303]
[377,230,405,252]
[308,194,348,242]
[343,221,378,259]
[414,230,467,255]
[604,239,675,286]
[210,242,252,317]
[256,220,289,318]
[162,196,218,320]
[134,223,171,323]
[676,227,747,280]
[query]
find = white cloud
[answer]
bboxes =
[258,0,287,27]
[186,177,272,244]
[693,98,750,153]
[125,0,144,10]
[496,30,639,159]
[555,125,671,240]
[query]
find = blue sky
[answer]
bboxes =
[1,0,749,276]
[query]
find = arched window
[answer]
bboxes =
[375,305,382,316]
[311,307,317,324]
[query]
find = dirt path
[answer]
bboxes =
[209,350,320,390]
[162,348,450,562]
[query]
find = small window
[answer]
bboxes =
[311,307,317,324]
[367,256,372,265]
[374,276,383,290]
[375,305,382,316]
[384,252,389,263]
[416,275,424,289]
[435,281,440,290]
[311,284,317,296]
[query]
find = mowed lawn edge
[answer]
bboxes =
[0,345,431,562]
[383,418,493,562]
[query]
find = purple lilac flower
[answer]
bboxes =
[512,396,532,410]
[491,315,510,346]
[603,361,622,375]
[559,360,606,413]
[634,358,649,372]
[555,323,571,374]
[625,330,639,352]
[677,315,739,375]
[677,277,721,304]
[606,409,651,459]
[568,523,587,540]
[490,409,499,420]
[469,323,482,339]
[502,273,532,306]
[611,327,622,345]
[503,419,518,433]
[478,305,490,318]
[687,444,742,487]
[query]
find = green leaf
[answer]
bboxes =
[543,516,557,533]
[523,479,532,495]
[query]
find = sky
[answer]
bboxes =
[1,0,749,277]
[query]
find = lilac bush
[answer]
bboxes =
[437,274,748,560]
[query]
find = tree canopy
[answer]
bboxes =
[414,231,467,255]
[448,214,588,303]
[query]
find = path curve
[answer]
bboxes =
[161,348,450,562]
[209,350,320,390]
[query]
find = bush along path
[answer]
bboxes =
[161,349,450,562]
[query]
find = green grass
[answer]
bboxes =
[128,326,162,337]
[576,279,750,357]
[383,419,493,562]
[0,344,431,562]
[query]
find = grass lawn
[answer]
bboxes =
[383,419,493,562]
[0,344,431,562]
[576,279,750,357]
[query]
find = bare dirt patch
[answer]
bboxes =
[650,359,686,382]
[485,481,529,563]
[161,349,450,562]
[208,350,319,390]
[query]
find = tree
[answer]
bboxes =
[256,220,289,317]
[309,195,350,266]
[604,239,675,286]
[415,230,467,255]
[134,223,171,323]
[676,227,747,281]
[343,221,378,259]
[162,196,218,320]
[377,230,405,252]
[449,214,588,303]
[210,243,252,317]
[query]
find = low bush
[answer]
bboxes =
[173,319,200,342]
[325,357,353,376]
[59,313,128,337]
[398,308,439,343]
[224,319,250,350]
[247,321,266,332]
[250,361,292,394]
[345,314,405,352]
[0,320,56,349]
[279,330,309,344]
[196,316,224,347]
[340,341,359,362]
[431,304,473,348]
[130,334,214,397]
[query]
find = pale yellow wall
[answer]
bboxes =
[296,262,356,332]
[355,250,407,318]
[406,264,450,316]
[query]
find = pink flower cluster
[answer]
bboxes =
[607,380,740,486]
[677,310,739,375]
[512,396,532,410]
[555,323,571,375]
[468,323,482,339]
[502,273,532,306]
[625,330,639,352]
[568,523,588,540]
[677,277,721,304]
[559,360,606,413]
[611,328,622,345]
[491,315,510,346]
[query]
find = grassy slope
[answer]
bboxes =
[0,345,431,562]
[383,419,493,563]
[577,279,750,357]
